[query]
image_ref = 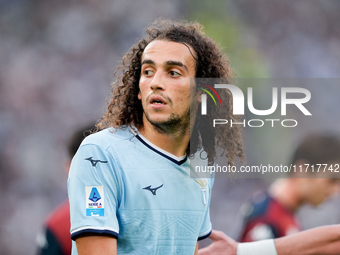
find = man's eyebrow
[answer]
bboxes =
[141,59,188,71]
[165,60,188,71]
[142,59,155,66]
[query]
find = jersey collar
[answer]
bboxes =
[130,127,188,166]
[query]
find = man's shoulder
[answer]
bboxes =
[81,126,134,149]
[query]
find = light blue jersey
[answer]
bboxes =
[68,127,213,255]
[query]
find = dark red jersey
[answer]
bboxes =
[37,200,71,255]
[239,193,301,242]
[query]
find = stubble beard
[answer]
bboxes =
[144,106,191,137]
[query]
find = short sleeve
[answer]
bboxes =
[67,143,121,241]
[197,178,214,241]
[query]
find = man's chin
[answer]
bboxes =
[144,111,189,135]
[311,200,325,207]
[146,117,169,126]
[144,112,171,124]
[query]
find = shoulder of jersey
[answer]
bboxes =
[246,193,271,219]
[81,127,134,148]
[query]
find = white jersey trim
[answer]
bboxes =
[71,226,119,235]
[198,226,212,241]
[130,127,187,164]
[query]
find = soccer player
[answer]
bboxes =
[36,124,95,255]
[239,134,340,242]
[67,20,244,255]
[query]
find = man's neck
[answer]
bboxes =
[138,120,190,158]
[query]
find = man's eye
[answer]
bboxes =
[169,71,180,77]
[144,70,154,76]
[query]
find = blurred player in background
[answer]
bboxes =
[36,124,95,255]
[239,133,340,242]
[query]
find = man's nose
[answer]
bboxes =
[150,71,165,91]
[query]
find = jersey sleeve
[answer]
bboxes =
[197,178,214,241]
[67,143,121,241]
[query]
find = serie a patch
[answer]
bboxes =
[85,186,104,216]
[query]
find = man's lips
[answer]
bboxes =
[149,95,167,105]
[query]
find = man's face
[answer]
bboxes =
[138,40,197,134]
[305,177,340,206]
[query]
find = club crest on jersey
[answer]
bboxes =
[85,186,104,216]
[195,179,208,205]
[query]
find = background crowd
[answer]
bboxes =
[1,0,340,254]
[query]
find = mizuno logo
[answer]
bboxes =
[143,184,163,195]
[85,157,108,167]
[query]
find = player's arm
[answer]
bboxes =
[75,235,117,255]
[194,242,199,255]
[275,224,340,255]
[199,230,277,255]
[198,230,237,255]
[199,225,340,255]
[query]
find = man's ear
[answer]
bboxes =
[196,88,204,103]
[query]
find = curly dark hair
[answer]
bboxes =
[97,19,244,166]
